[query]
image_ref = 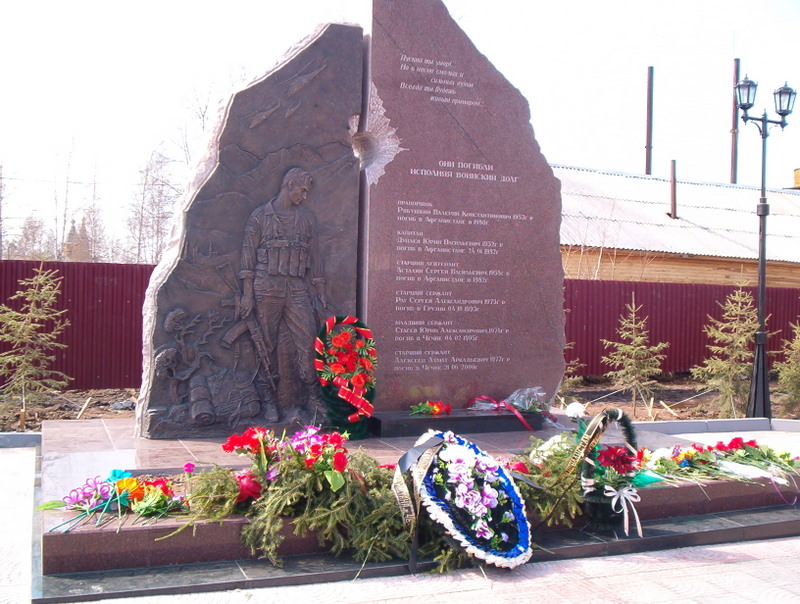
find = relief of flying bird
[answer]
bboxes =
[248,100,281,129]
[285,61,327,96]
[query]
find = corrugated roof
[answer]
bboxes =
[554,165,800,263]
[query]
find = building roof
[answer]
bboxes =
[554,165,800,263]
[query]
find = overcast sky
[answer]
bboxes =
[2,0,799,242]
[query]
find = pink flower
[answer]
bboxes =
[183,462,195,474]
[235,471,262,503]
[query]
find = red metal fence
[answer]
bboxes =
[564,279,800,375]
[0,260,154,389]
[1,261,799,388]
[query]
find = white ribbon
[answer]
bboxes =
[603,484,643,538]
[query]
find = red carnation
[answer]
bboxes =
[507,460,529,474]
[597,445,637,474]
[331,331,352,348]
[333,450,348,472]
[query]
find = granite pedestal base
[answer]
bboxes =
[38,418,799,576]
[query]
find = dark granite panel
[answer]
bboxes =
[365,0,565,412]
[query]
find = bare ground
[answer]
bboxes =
[1,376,798,432]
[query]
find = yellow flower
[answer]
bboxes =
[116,477,145,501]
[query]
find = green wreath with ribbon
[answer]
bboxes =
[577,408,643,536]
[314,315,376,439]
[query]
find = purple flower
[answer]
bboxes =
[183,462,195,474]
[62,476,113,509]
[473,518,494,540]
[455,483,487,517]
[481,484,499,509]
[475,457,499,474]
[266,466,280,482]
[290,425,323,452]
[446,461,474,487]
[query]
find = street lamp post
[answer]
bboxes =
[734,76,797,419]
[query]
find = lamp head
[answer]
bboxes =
[774,83,797,118]
[735,76,758,111]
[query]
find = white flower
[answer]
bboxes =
[439,444,477,465]
[645,448,672,470]
[529,432,573,463]
[564,402,586,419]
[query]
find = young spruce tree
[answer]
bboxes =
[0,265,72,429]
[690,287,758,418]
[774,320,800,412]
[601,293,669,418]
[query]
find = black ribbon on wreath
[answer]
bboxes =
[314,316,377,440]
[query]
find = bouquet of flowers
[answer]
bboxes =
[467,387,551,431]
[643,436,800,489]
[314,316,377,439]
[409,400,452,416]
[286,425,350,491]
[641,443,723,483]
[39,470,184,532]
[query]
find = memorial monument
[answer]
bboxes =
[137,0,564,439]
[136,24,363,438]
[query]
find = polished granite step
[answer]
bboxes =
[32,417,800,602]
[33,505,800,603]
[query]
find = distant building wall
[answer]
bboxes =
[562,246,800,289]
[1,261,798,389]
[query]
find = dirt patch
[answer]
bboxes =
[1,376,798,432]
[1,389,138,432]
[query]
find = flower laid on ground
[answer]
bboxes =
[415,430,532,568]
[222,425,280,479]
[564,401,587,419]
[409,400,452,416]
[234,470,262,503]
[38,470,184,532]
[643,437,800,488]
[287,425,350,491]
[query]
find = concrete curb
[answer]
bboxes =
[0,432,42,448]
[632,418,800,434]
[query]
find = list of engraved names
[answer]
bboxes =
[390,163,532,374]
[387,50,535,376]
